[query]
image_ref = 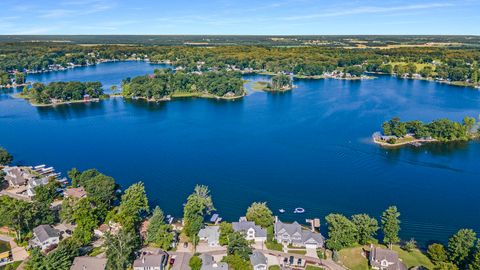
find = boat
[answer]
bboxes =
[279,209,285,213]
[294,208,305,214]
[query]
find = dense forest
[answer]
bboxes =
[121,69,245,100]
[382,117,478,143]
[21,81,104,105]
[0,42,479,88]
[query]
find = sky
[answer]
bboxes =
[0,0,479,35]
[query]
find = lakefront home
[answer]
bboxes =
[274,220,324,249]
[2,166,30,187]
[369,246,407,270]
[31,224,60,251]
[232,218,267,242]
[200,254,229,270]
[198,226,220,247]
[133,251,169,270]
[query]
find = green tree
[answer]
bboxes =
[0,147,13,165]
[427,243,448,264]
[189,256,202,270]
[245,202,274,228]
[113,181,149,230]
[110,85,118,94]
[105,229,139,270]
[67,168,80,187]
[325,214,357,251]
[219,222,234,246]
[227,231,252,260]
[448,229,477,268]
[72,198,98,245]
[463,117,476,132]
[222,255,252,270]
[469,247,480,270]
[403,238,417,252]
[146,206,174,250]
[435,262,459,270]
[352,214,378,245]
[381,206,401,249]
[183,185,215,246]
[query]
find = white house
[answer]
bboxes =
[369,246,407,270]
[133,252,169,270]
[250,251,268,270]
[70,257,107,270]
[232,219,267,242]
[31,225,60,251]
[274,220,324,249]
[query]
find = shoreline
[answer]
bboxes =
[373,137,438,147]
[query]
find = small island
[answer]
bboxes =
[18,81,106,106]
[373,117,479,147]
[252,73,294,92]
[121,69,246,101]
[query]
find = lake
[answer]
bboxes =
[1,61,479,247]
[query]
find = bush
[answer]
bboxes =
[189,256,202,270]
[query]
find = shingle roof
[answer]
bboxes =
[70,257,107,270]
[250,251,267,267]
[133,254,167,268]
[33,225,60,243]
[198,226,220,243]
[200,254,228,270]
[232,221,266,237]
[275,221,302,236]
[65,187,87,198]
[370,247,407,270]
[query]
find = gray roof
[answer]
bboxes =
[198,226,220,243]
[133,254,168,268]
[275,220,324,246]
[5,167,28,186]
[70,257,107,270]
[232,221,266,237]
[369,247,407,270]
[33,225,60,243]
[275,221,302,236]
[200,254,228,270]
[250,251,267,267]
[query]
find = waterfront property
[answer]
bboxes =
[369,246,407,270]
[30,225,60,251]
[232,218,267,243]
[64,186,87,199]
[198,226,220,247]
[70,256,107,270]
[274,220,324,249]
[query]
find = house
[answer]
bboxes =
[274,220,324,249]
[200,254,229,270]
[26,177,50,197]
[198,226,220,247]
[133,251,169,270]
[232,219,267,243]
[369,246,407,270]
[31,225,60,250]
[3,167,29,187]
[70,256,107,270]
[64,187,87,199]
[250,251,268,270]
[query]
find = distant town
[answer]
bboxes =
[0,147,479,270]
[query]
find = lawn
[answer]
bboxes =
[288,249,307,255]
[305,265,325,270]
[337,245,434,270]
[392,246,434,269]
[265,241,283,251]
[338,246,369,270]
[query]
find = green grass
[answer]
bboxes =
[266,241,283,251]
[251,81,269,91]
[392,246,434,269]
[305,265,325,270]
[288,249,307,255]
[338,246,369,270]
[268,266,281,270]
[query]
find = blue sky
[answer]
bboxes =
[0,0,479,35]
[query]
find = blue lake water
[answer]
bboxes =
[1,61,479,247]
